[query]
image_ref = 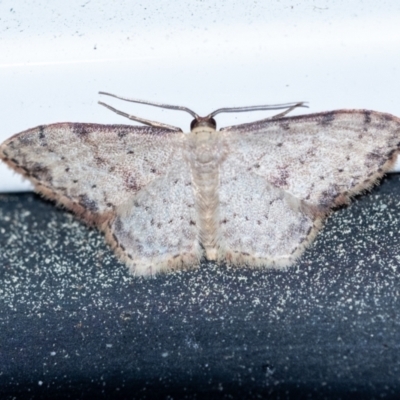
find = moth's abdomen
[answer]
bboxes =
[187,128,226,260]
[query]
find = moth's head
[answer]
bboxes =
[190,116,217,131]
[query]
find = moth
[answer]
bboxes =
[1,92,400,276]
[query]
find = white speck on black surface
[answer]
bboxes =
[1,175,400,399]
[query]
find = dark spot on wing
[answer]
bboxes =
[73,124,90,137]
[364,111,372,124]
[95,157,105,166]
[276,143,283,147]
[318,112,336,126]
[387,149,397,158]
[150,168,157,174]
[125,175,142,192]
[190,220,196,226]
[319,184,340,207]
[382,114,394,122]
[31,163,52,182]
[376,119,389,130]
[280,122,290,131]
[365,151,382,168]
[270,166,289,187]
[127,150,134,155]
[118,131,128,138]
[38,126,45,139]
[79,194,98,213]
[37,126,48,147]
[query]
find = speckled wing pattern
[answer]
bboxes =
[106,163,201,275]
[218,110,400,267]
[0,123,201,274]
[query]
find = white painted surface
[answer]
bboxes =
[1,0,400,192]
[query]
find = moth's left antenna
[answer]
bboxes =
[98,91,205,132]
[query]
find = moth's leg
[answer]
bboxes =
[220,102,308,131]
[270,102,307,119]
[98,101,183,132]
[99,91,199,119]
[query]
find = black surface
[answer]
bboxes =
[1,175,400,399]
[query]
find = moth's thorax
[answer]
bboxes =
[186,126,225,166]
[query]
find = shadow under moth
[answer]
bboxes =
[1,93,399,276]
